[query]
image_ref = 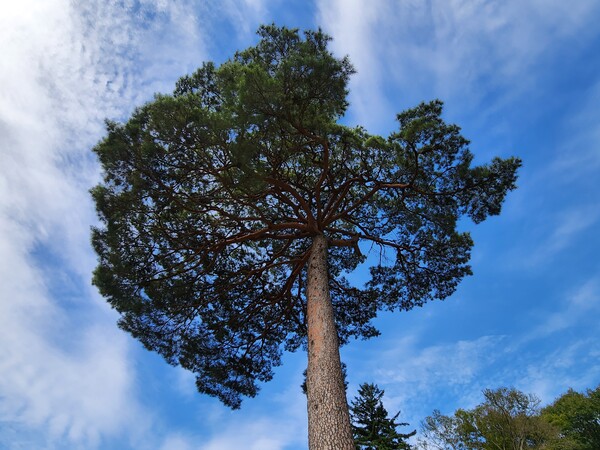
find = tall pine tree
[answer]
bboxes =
[91,25,520,449]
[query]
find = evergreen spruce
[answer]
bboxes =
[351,383,415,450]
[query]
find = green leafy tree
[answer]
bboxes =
[91,24,520,449]
[418,388,557,450]
[350,383,415,449]
[541,385,600,450]
[469,388,555,450]
[418,409,470,450]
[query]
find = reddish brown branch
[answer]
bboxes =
[266,177,317,231]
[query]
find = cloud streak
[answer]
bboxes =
[316,0,600,129]
[0,1,206,448]
[361,274,600,426]
[0,2,308,447]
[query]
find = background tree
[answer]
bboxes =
[91,24,520,449]
[469,388,556,450]
[418,409,471,450]
[350,383,415,449]
[541,385,600,450]
[417,388,559,450]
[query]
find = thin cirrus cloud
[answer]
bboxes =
[543,78,600,181]
[370,335,507,411]
[503,82,600,270]
[154,368,308,450]
[316,0,600,130]
[522,275,600,342]
[0,0,205,448]
[159,363,309,450]
[516,206,600,268]
[362,274,600,423]
[0,0,290,448]
[367,331,599,426]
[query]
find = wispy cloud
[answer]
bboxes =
[0,1,311,447]
[375,335,504,389]
[159,433,197,450]
[316,0,392,130]
[0,1,206,448]
[193,372,308,450]
[365,335,507,416]
[516,336,600,404]
[545,79,600,182]
[491,77,600,272]
[315,0,600,129]
[220,0,268,35]
[199,418,302,450]
[522,275,600,342]
[516,206,600,268]
[361,275,600,424]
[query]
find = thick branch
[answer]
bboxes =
[266,177,317,231]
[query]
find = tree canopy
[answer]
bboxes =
[542,385,600,450]
[418,387,563,450]
[91,24,521,412]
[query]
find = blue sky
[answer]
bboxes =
[1,1,599,449]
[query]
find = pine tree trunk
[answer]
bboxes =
[306,234,355,450]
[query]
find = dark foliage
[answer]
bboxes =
[91,24,521,408]
[351,383,415,449]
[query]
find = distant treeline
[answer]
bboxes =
[350,383,600,450]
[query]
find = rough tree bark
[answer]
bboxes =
[306,234,355,450]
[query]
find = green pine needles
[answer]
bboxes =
[91,24,521,411]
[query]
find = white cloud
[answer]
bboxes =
[315,0,600,128]
[200,418,299,450]
[360,330,600,429]
[169,371,309,450]
[522,275,600,342]
[545,79,600,181]
[0,215,144,449]
[151,382,308,450]
[375,335,503,389]
[159,433,196,450]
[497,80,600,271]
[520,338,600,403]
[518,206,600,267]
[367,334,506,416]
[316,0,391,129]
[198,0,268,40]
[360,273,600,423]
[569,278,600,309]
[0,1,206,448]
